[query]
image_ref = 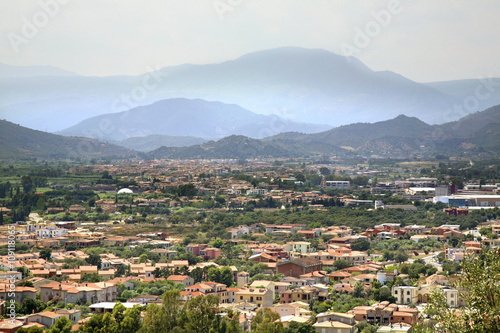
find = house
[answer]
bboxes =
[0,286,37,303]
[167,275,194,287]
[186,282,229,304]
[151,248,177,260]
[276,258,323,277]
[312,320,355,333]
[201,247,221,260]
[27,311,64,328]
[280,287,317,305]
[68,205,86,213]
[270,304,301,318]
[186,244,208,257]
[227,225,250,239]
[235,287,273,308]
[317,312,355,325]
[392,286,418,305]
[300,271,329,285]
[237,271,249,288]
[248,252,278,263]
[351,302,419,326]
[284,241,313,254]
[0,319,24,332]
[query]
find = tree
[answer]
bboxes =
[207,267,221,283]
[395,251,409,264]
[47,316,72,333]
[140,290,183,333]
[416,248,500,332]
[19,297,46,315]
[80,273,101,283]
[284,322,315,333]
[176,184,197,197]
[189,267,204,283]
[39,248,52,261]
[353,281,365,298]
[212,238,224,248]
[21,175,35,193]
[220,266,234,287]
[251,308,284,333]
[319,167,330,176]
[350,238,371,251]
[86,253,101,267]
[333,259,352,270]
[115,264,127,277]
[138,254,148,263]
[373,286,395,303]
[355,321,378,333]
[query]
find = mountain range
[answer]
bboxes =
[148,105,500,159]
[2,47,500,132]
[57,98,329,142]
[1,105,499,161]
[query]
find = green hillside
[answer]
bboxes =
[0,120,138,160]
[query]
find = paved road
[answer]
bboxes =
[408,252,442,271]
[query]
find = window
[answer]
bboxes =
[407,298,410,302]
[240,296,243,300]
[394,290,398,294]
[407,291,410,295]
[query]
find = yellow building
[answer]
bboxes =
[235,287,273,308]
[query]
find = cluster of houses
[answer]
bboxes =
[1,215,500,331]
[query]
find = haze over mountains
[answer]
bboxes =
[2,47,500,133]
[2,105,499,161]
[57,98,330,142]
[148,105,500,159]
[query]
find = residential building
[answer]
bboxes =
[276,258,323,278]
[235,287,273,308]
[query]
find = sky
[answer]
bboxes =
[0,0,499,82]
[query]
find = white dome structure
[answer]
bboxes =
[117,188,133,194]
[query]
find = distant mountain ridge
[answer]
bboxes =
[113,134,207,152]
[2,105,499,160]
[57,98,329,141]
[4,47,499,132]
[0,63,79,78]
[147,105,500,159]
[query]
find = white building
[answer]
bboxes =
[35,226,68,238]
[321,181,350,189]
[246,189,268,195]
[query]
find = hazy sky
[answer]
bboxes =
[1,0,499,82]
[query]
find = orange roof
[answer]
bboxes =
[36,311,63,319]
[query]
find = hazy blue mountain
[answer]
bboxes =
[114,134,208,152]
[425,78,500,122]
[150,106,500,159]
[0,119,137,160]
[57,98,329,141]
[1,47,485,132]
[146,47,459,125]
[0,63,79,78]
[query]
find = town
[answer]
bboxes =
[0,157,499,333]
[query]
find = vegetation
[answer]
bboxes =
[416,248,500,332]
